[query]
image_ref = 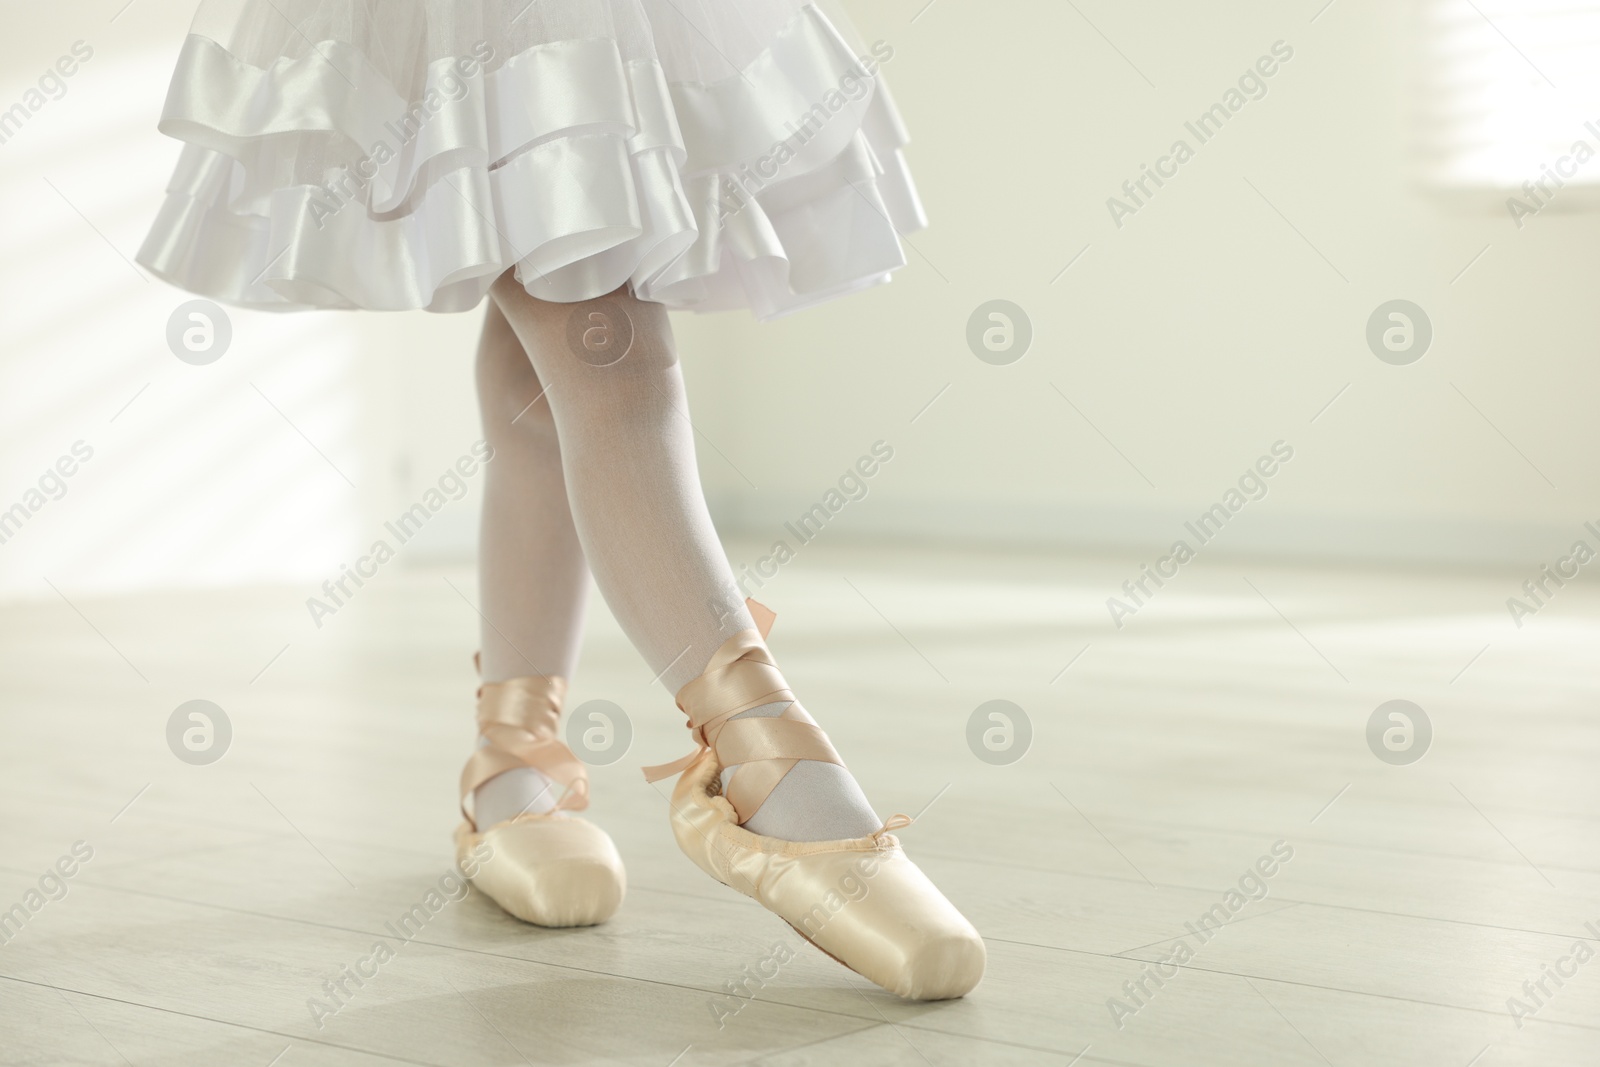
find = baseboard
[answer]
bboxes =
[705,492,1585,571]
[391,490,1584,572]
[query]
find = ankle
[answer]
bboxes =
[463,673,589,830]
[715,701,882,842]
[473,743,561,827]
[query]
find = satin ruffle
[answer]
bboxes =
[135,2,926,319]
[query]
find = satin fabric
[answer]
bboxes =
[643,626,844,824]
[665,746,985,1000]
[649,603,984,998]
[460,673,589,824]
[456,670,625,927]
[455,816,626,927]
[136,1,927,318]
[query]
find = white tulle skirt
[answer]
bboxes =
[135,0,926,319]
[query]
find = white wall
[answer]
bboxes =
[695,0,1600,570]
[0,5,486,600]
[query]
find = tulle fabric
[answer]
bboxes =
[135,0,926,318]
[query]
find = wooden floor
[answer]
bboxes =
[1,541,1597,1066]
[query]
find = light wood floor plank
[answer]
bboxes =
[4,542,1597,1065]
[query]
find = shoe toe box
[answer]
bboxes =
[465,817,626,927]
[783,850,986,1000]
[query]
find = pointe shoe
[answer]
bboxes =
[457,664,625,927]
[643,606,985,1000]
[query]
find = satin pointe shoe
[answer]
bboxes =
[643,604,985,1000]
[456,664,625,927]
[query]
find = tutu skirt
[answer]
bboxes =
[135,0,926,318]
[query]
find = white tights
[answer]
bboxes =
[471,276,879,841]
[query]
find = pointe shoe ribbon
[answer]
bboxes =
[455,657,625,928]
[641,600,842,825]
[659,732,986,1000]
[460,666,587,827]
[642,601,986,999]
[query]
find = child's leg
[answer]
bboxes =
[472,299,590,826]
[487,274,880,841]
